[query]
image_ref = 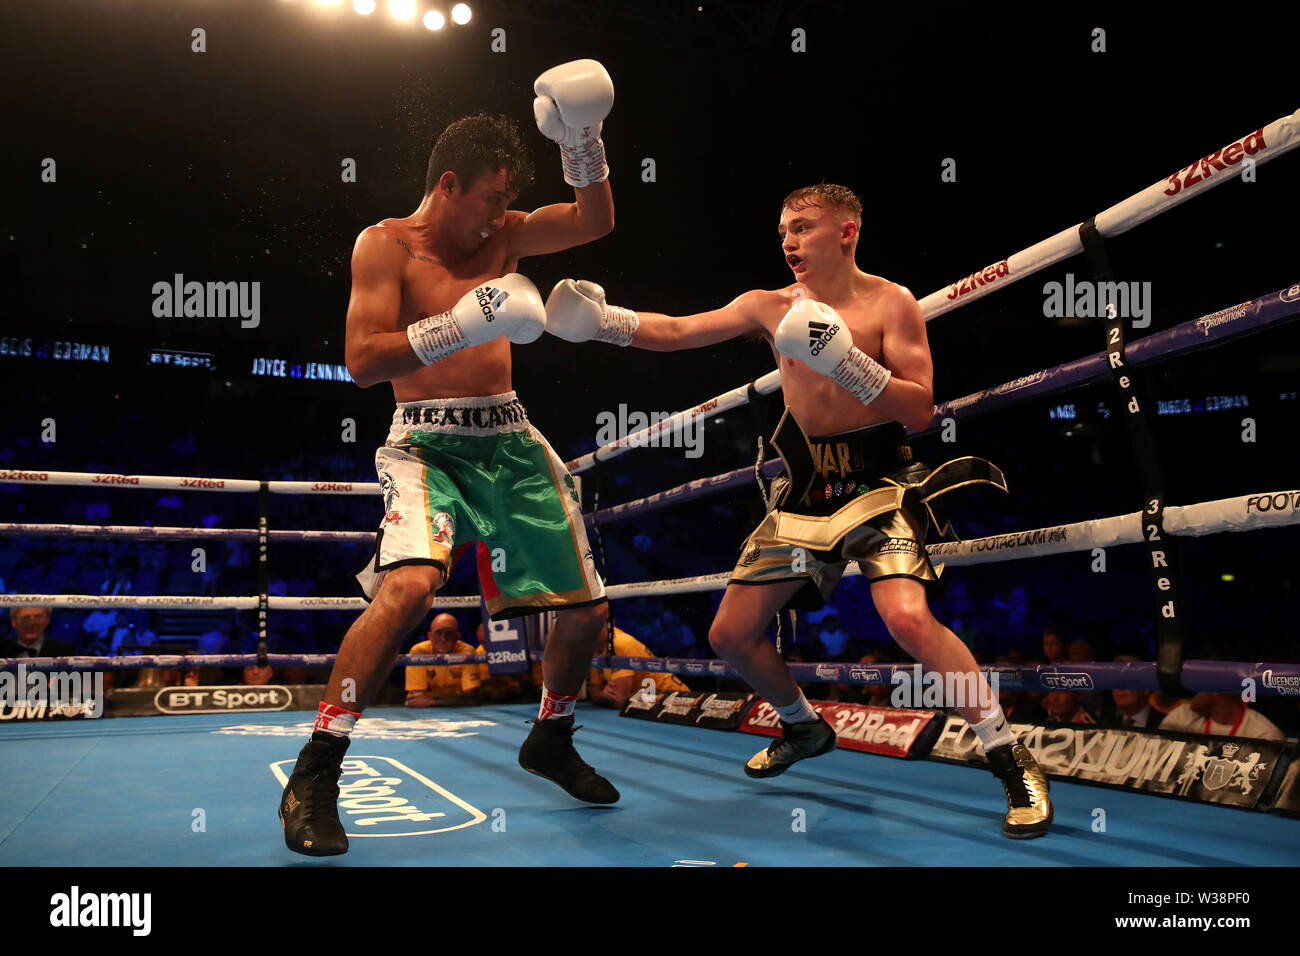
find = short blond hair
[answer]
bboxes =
[782,183,863,225]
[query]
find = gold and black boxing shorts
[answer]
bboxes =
[727,410,1006,611]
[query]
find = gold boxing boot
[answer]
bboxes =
[985,742,1053,838]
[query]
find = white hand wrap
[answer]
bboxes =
[829,345,892,406]
[406,310,468,366]
[595,303,638,346]
[557,135,608,189]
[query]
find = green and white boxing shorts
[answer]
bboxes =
[356,392,606,618]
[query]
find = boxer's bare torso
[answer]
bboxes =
[368,213,526,402]
[750,274,909,437]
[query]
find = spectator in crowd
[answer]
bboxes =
[405,613,481,707]
[1159,693,1284,741]
[1099,655,1161,730]
[157,663,216,686]
[2,606,75,658]
[1041,627,1068,664]
[588,624,690,708]
[815,612,850,658]
[1042,690,1095,724]
[244,663,276,686]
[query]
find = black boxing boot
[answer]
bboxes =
[518,716,620,804]
[279,731,351,856]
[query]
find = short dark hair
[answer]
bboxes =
[782,183,863,225]
[425,113,535,196]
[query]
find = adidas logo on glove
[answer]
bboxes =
[807,319,837,356]
[475,285,509,320]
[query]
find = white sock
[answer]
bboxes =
[773,692,819,724]
[971,709,1017,751]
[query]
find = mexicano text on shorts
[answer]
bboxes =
[400,399,528,431]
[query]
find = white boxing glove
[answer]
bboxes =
[774,298,892,406]
[533,59,614,188]
[544,278,639,346]
[407,273,546,365]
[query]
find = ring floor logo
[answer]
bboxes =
[270,756,487,838]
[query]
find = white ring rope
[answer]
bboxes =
[0,470,379,495]
[0,523,374,543]
[0,594,479,610]
[4,489,1292,610]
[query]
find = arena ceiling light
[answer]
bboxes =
[423,9,446,30]
[387,0,416,20]
[353,0,376,13]
[451,3,472,24]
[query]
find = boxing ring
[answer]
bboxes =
[3,108,1300,867]
[5,703,1299,867]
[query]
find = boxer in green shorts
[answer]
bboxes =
[280,61,623,858]
[357,391,604,619]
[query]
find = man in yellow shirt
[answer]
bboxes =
[405,613,481,706]
[588,626,690,708]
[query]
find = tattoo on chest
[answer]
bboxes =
[395,237,442,266]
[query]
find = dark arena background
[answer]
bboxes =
[1,0,1299,927]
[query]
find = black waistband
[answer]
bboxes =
[806,421,913,478]
[771,413,915,508]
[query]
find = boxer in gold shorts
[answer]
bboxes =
[730,411,1003,602]
[543,183,1053,838]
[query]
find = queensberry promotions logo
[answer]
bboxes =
[1261,669,1300,696]
[269,755,486,838]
